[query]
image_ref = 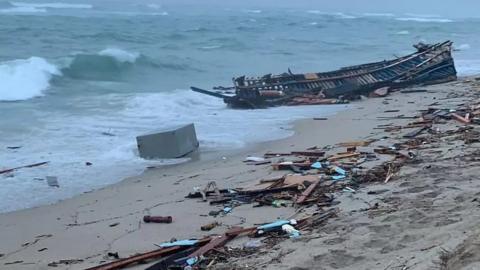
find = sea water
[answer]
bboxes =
[1,2,479,212]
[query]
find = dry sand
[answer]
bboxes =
[1,77,480,270]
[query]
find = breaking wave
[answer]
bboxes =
[396,30,410,35]
[61,48,142,80]
[0,57,61,101]
[395,17,453,23]
[98,48,139,63]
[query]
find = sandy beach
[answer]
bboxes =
[2,77,480,270]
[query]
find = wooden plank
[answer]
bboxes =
[187,235,231,258]
[290,150,325,157]
[403,125,430,138]
[337,141,372,147]
[85,239,210,270]
[0,161,49,175]
[296,181,320,204]
[327,152,360,161]
[451,113,471,124]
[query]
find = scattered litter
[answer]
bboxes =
[201,221,219,231]
[245,156,265,162]
[158,239,199,248]
[107,252,119,259]
[143,215,173,224]
[282,224,300,238]
[101,132,116,136]
[47,259,84,267]
[311,161,322,169]
[243,240,263,249]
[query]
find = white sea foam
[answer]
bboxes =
[396,30,410,35]
[200,45,222,50]
[306,10,356,19]
[146,3,161,9]
[395,17,453,23]
[456,59,480,76]
[244,9,261,14]
[10,1,92,9]
[0,89,346,212]
[404,13,441,18]
[98,48,140,63]
[335,12,356,19]
[455,43,471,51]
[0,57,60,101]
[122,90,348,149]
[0,5,46,12]
[363,12,395,17]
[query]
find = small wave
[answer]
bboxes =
[184,27,210,33]
[306,10,356,19]
[10,2,93,9]
[98,48,139,63]
[455,43,471,51]
[309,22,318,25]
[404,13,440,18]
[200,45,222,50]
[61,48,141,80]
[146,3,161,9]
[363,12,394,17]
[396,30,410,35]
[243,9,261,14]
[0,57,60,101]
[334,12,356,19]
[396,17,453,23]
[10,1,92,9]
[0,4,45,12]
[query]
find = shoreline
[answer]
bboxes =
[1,76,480,269]
[0,102,347,215]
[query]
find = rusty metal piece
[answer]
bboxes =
[143,216,173,224]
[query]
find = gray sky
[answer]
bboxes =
[158,0,480,18]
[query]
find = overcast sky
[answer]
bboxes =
[156,0,480,18]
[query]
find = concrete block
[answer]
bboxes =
[136,123,199,159]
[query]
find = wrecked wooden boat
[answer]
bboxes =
[191,41,457,108]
